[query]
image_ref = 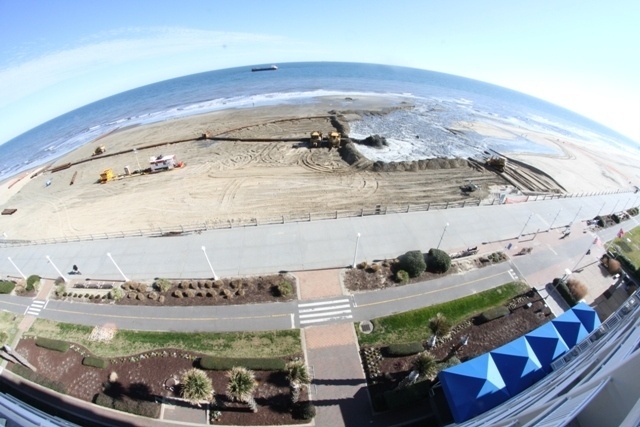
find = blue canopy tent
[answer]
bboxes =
[571,301,602,332]
[439,353,510,423]
[490,337,545,395]
[524,320,570,373]
[552,308,590,348]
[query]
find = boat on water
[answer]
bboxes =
[251,65,278,72]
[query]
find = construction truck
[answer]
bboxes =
[328,131,341,149]
[149,154,184,173]
[99,168,114,184]
[486,156,506,173]
[460,183,479,193]
[310,131,323,148]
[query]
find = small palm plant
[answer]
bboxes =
[226,366,258,412]
[285,360,311,403]
[414,351,438,380]
[181,368,214,405]
[428,312,451,338]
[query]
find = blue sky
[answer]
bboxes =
[1,0,639,144]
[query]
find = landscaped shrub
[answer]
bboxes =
[274,280,293,297]
[397,250,426,278]
[387,342,424,357]
[478,306,510,323]
[552,278,579,307]
[428,313,451,337]
[628,207,639,216]
[154,278,172,293]
[199,356,285,371]
[607,258,622,275]
[54,284,65,298]
[292,401,316,420]
[82,356,109,369]
[426,248,451,273]
[35,337,69,353]
[383,379,430,410]
[566,278,588,301]
[26,275,40,292]
[395,270,409,283]
[110,288,124,301]
[0,281,15,294]
[414,351,438,379]
[94,393,161,418]
[11,364,67,394]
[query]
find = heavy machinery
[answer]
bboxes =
[485,156,506,172]
[328,131,341,149]
[99,168,114,183]
[310,131,322,148]
[460,182,479,193]
[92,145,106,156]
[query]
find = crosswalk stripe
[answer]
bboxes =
[24,300,47,316]
[297,298,353,326]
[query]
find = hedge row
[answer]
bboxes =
[199,356,285,371]
[552,278,579,307]
[94,393,160,419]
[386,342,424,357]
[383,378,431,410]
[0,281,15,294]
[82,356,109,369]
[35,337,69,353]
[11,364,67,394]
[478,306,510,323]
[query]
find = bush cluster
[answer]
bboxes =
[82,356,109,369]
[199,356,285,371]
[274,281,294,297]
[26,275,40,292]
[386,342,424,357]
[426,248,451,273]
[94,393,161,418]
[35,337,69,353]
[397,250,426,278]
[566,278,588,301]
[383,379,431,410]
[292,401,316,420]
[478,306,510,323]
[628,207,639,216]
[552,278,579,307]
[154,278,172,293]
[395,270,410,283]
[0,281,15,294]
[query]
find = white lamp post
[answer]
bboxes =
[7,257,26,280]
[352,233,361,268]
[201,246,218,280]
[437,223,449,250]
[518,214,533,239]
[570,206,582,226]
[549,208,562,231]
[107,252,129,282]
[133,148,142,173]
[45,255,67,283]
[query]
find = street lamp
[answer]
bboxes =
[133,148,142,174]
[549,208,562,231]
[570,206,582,227]
[572,237,599,272]
[201,246,218,280]
[437,223,449,250]
[7,257,26,280]
[352,233,361,268]
[107,252,129,282]
[518,214,533,240]
[610,199,620,216]
[45,255,67,283]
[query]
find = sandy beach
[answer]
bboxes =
[1,96,638,241]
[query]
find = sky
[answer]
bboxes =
[1,0,639,144]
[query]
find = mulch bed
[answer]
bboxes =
[11,339,307,425]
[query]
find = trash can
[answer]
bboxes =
[124,166,131,175]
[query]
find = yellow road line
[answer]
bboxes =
[357,270,510,308]
[41,307,290,322]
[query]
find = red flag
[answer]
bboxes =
[617,228,625,238]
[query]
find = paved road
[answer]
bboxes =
[0,192,638,332]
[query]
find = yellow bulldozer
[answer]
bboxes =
[99,168,114,184]
[310,131,323,148]
[328,131,341,149]
[486,156,506,173]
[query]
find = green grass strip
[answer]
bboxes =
[26,320,301,358]
[358,281,528,346]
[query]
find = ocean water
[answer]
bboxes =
[0,61,637,181]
